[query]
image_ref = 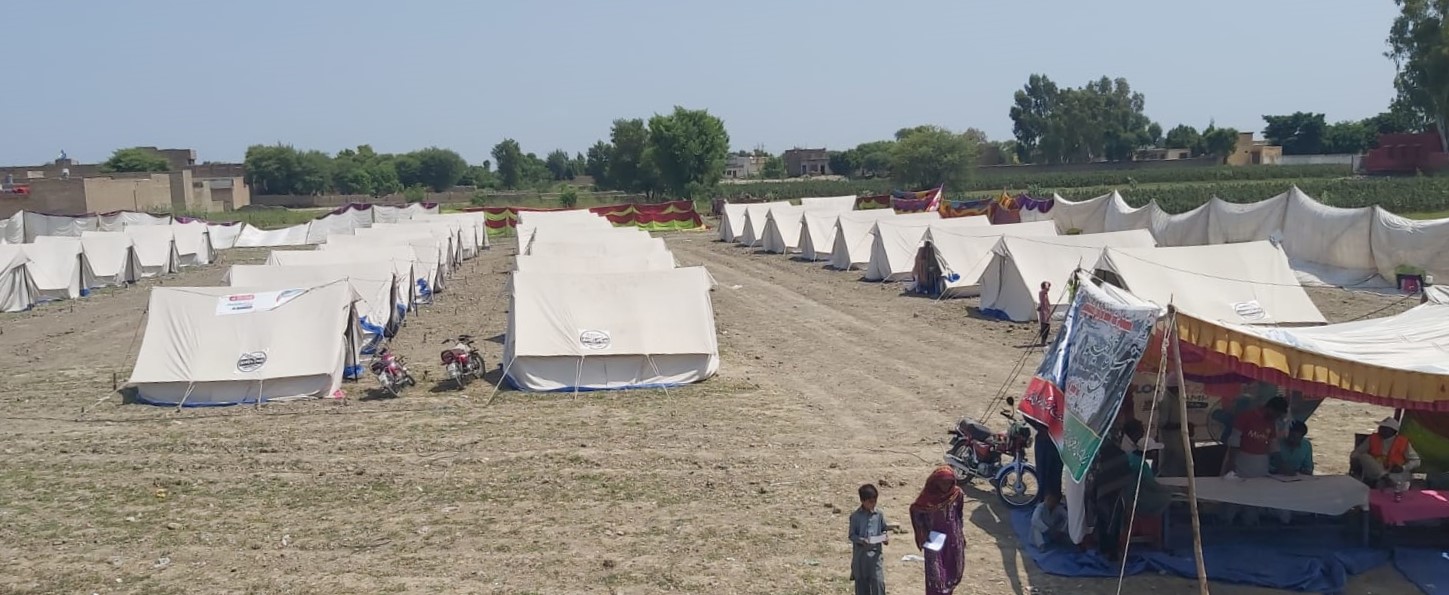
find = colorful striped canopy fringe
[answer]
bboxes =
[1174,312,1449,412]
[468,200,704,236]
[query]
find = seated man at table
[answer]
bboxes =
[1351,417,1421,489]
[1272,420,1314,477]
[1121,419,1172,517]
[1220,396,1289,525]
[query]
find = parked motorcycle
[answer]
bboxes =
[369,346,416,397]
[440,334,484,390]
[944,397,1040,508]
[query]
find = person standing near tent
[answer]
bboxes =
[910,467,965,595]
[1036,281,1052,345]
[1352,417,1420,490]
[848,483,889,595]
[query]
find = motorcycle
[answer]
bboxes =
[369,347,416,397]
[440,334,485,390]
[944,396,1040,508]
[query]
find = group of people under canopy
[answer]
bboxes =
[1027,396,1426,560]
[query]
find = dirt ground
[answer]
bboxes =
[0,227,1426,595]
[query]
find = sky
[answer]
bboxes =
[3,0,1402,166]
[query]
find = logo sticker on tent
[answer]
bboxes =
[237,352,268,372]
[216,288,306,316]
[579,330,612,350]
[1232,300,1266,321]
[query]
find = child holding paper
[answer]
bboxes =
[849,483,889,595]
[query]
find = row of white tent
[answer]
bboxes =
[127,212,488,406]
[505,209,720,392]
[0,204,451,313]
[0,224,217,312]
[719,198,1330,329]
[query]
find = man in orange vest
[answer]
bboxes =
[1351,417,1421,488]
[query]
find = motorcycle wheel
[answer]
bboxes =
[403,374,417,387]
[382,375,400,398]
[450,367,465,390]
[470,357,485,380]
[994,465,1041,508]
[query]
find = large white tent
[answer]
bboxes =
[738,201,793,247]
[980,230,1157,322]
[718,203,750,243]
[516,210,611,248]
[21,238,92,301]
[228,262,402,350]
[274,245,423,312]
[0,246,38,312]
[1094,241,1326,325]
[922,221,1061,298]
[504,267,719,391]
[77,232,141,287]
[128,281,362,406]
[170,222,215,266]
[799,210,884,262]
[527,237,671,259]
[515,253,676,274]
[800,195,859,212]
[830,211,938,270]
[863,216,991,282]
[759,204,807,254]
[123,226,181,277]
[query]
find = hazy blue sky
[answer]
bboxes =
[5,0,1400,165]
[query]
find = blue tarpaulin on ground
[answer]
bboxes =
[1010,508,1389,593]
[1394,547,1448,594]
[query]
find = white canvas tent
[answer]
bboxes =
[738,201,792,247]
[759,204,807,254]
[719,203,750,243]
[980,230,1157,322]
[863,216,991,282]
[0,246,38,312]
[516,210,611,248]
[123,226,181,277]
[527,237,671,259]
[228,262,401,350]
[515,253,676,274]
[830,211,937,270]
[504,267,719,391]
[22,238,92,301]
[525,227,650,255]
[128,281,362,406]
[799,210,883,262]
[77,232,141,287]
[923,221,1061,298]
[1094,242,1326,325]
[169,222,215,266]
[273,245,423,312]
[800,195,859,212]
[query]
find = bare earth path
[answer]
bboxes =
[0,230,1422,594]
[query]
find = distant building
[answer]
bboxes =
[1361,131,1448,175]
[0,148,249,217]
[783,148,832,177]
[1226,132,1282,166]
[1136,147,1193,161]
[724,154,766,179]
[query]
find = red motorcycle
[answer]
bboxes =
[369,347,416,397]
[944,397,1039,508]
[440,334,484,390]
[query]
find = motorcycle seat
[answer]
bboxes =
[957,419,995,443]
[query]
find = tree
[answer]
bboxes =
[293,150,333,195]
[1387,0,1449,150]
[1147,122,1164,147]
[101,147,169,173]
[244,145,300,194]
[331,154,374,195]
[889,125,977,190]
[1262,112,1328,155]
[1199,124,1240,159]
[855,140,895,177]
[457,164,497,189]
[647,106,730,198]
[521,153,552,187]
[559,187,579,209]
[1009,74,1061,163]
[1163,125,1200,150]
[828,150,860,178]
[572,152,586,178]
[393,153,423,188]
[761,155,786,179]
[585,141,612,187]
[607,118,660,196]
[1321,120,1376,154]
[1365,96,1431,135]
[490,139,525,189]
[545,149,574,180]
[412,147,467,192]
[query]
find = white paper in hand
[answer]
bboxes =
[924,531,946,552]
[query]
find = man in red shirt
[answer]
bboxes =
[1219,397,1289,526]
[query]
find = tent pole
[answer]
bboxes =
[1169,305,1210,595]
